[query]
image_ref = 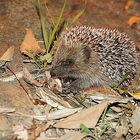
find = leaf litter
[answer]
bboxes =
[18,31,140,139]
[3,26,140,140]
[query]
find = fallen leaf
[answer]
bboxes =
[135,130,140,140]
[13,124,28,140]
[131,107,140,134]
[28,125,50,140]
[83,86,120,96]
[49,77,62,92]
[36,88,72,109]
[20,29,45,59]
[115,115,129,137]
[128,16,140,26]
[23,67,43,87]
[113,136,125,140]
[58,131,86,140]
[54,100,108,129]
[0,106,15,113]
[0,71,23,82]
[36,136,53,140]
[124,0,133,11]
[48,107,82,120]
[128,91,140,100]
[0,46,14,61]
[90,94,130,104]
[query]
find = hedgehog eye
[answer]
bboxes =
[61,59,75,66]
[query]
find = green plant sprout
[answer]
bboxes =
[36,0,85,64]
[80,123,90,134]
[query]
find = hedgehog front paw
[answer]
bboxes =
[62,85,80,94]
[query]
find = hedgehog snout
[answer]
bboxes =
[50,68,58,77]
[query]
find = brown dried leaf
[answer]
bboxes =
[128,16,140,26]
[0,106,15,113]
[36,136,52,140]
[83,86,120,96]
[23,67,43,87]
[49,78,62,92]
[115,115,129,137]
[20,29,45,59]
[124,0,133,11]
[0,71,23,82]
[48,107,82,120]
[36,88,72,108]
[54,100,108,129]
[13,124,28,140]
[58,131,86,140]
[131,107,140,134]
[0,46,14,61]
[28,125,50,140]
[128,91,140,100]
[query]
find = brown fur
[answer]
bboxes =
[50,26,138,93]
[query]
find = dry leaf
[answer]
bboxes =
[36,88,72,108]
[90,94,130,104]
[48,107,82,120]
[124,0,133,11]
[28,125,50,140]
[113,136,125,140]
[13,124,28,140]
[36,136,53,140]
[58,131,86,140]
[0,106,15,113]
[49,78,62,92]
[54,100,108,129]
[128,16,140,26]
[115,115,129,137]
[0,71,23,82]
[83,86,120,96]
[128,91,140,100]
[0,46,14,61]
[131,107,140,134]
[20,29,45,58]
[23,67,43,87]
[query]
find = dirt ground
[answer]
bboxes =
[0,0,140,139]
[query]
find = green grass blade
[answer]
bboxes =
[37,0,49,51]
[41,15,49,50]
[48,0,66,52]
[45,5,55,27]
[113,72,130,88]
[80,123,90,134]
[71,9,85,25]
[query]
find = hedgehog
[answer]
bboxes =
[50,26,138,93]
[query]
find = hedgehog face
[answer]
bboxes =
[50,43,92,82]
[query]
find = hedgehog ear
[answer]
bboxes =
[83,46,91,62]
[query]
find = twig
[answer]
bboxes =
[7,66,36,104]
